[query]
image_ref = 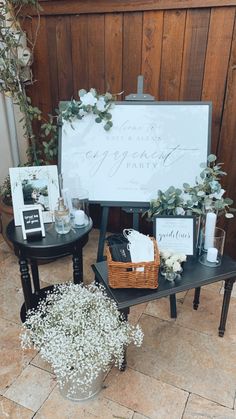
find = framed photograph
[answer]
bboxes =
[9,165,60,226]
[154,215,196,255]
[59,101,211,204]
[20,205,45,240]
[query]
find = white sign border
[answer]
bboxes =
[20,205,45,240]
[154,215,196,256]
[59,101,212,205]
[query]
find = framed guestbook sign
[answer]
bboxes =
[154,215,196,255]
[59,102,211,204]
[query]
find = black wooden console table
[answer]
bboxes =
[7,219,93,321]
[92,254,236,338]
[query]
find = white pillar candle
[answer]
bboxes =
[206,247,218,262]
[74,209,85,226]
[204,212,217,250]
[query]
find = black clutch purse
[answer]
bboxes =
[106,234,131,263]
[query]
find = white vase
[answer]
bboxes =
[60,370,104,401]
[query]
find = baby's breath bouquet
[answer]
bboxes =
[21,283,143,398]
[160,250,187,281]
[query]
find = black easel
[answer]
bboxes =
[96,76,177,319]
[96,75,154,263]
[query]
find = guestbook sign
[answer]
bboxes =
[59,102,211,204]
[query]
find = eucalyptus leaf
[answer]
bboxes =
[176,188,182,195]
[207,154,217,162]
[224,198,233,205]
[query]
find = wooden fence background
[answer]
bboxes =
[23,0,236,256]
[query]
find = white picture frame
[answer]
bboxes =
[59,101,211,204]
[9,165,60,226]
[20,205,45,240]
[154,215,196,255]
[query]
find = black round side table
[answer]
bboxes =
[7,219,93,321]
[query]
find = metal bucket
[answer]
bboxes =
[60,370,104,401]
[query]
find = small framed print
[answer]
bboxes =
[20,205,45,240]
[154,215,196,255]
[9,165,60,226]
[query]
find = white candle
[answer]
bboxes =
[74,209,85,226]
[204,212,217,250]
[207,247,218,262]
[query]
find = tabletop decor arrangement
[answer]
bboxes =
[148,186,186,217]
[149,155,234,220]
[182,154,234,218]
[21,283,143,401]
[149,154,235,265]
[160,250,187,281]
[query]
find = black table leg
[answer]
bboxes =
[19,258,33,311]
[119,307,130,371]
[73,246,83,284]
[193,287,201,310]
[30,260,40,295]
[97,206,109,262]
[218,278,235,337]
[169,294,177,318]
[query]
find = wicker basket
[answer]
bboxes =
[106,237,160,289]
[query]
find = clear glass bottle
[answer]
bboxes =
[54,198,71,235]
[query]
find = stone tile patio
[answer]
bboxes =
[0,229,236,418]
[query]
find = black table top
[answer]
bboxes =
[92,255,236,310]
[6,219,93,259]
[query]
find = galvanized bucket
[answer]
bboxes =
[60,370,104,401]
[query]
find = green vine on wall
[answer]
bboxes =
[0,1,115,167]
[0,0,44,164]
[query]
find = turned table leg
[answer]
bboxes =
[72,245,83,284]
[19,258,33,312]
[169,294,177,318]
[218,278,235,337]
[30,260,40,295]
[193,287,201,310]
[119,307,130,371]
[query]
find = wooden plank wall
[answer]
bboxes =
[23,1,236,256]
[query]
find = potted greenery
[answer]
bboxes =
[21,282,143,401]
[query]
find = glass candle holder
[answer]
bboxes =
[71,189,90,228]
[199,227,226,267]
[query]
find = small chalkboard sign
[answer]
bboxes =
[20,205,45,240]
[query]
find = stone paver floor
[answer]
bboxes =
[0,229,236,419]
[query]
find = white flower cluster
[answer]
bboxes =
[78,88,113,122]
[61,87,114,131]
[160,250,187,273]
[21,283,143,397]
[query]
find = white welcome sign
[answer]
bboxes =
[60,102,211,203]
